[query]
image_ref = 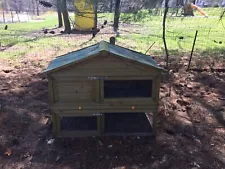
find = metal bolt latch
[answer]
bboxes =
[94,113,102,116]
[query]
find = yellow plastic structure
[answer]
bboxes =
[74,0,95,30]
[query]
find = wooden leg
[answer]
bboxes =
[100,113,105,135]
[52,113,59,136]
[152,111,158,137]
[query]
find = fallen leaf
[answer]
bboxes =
[5,148,12,156]
[98,140,103,146]
[56,156,60,162]
[47,139,55,145]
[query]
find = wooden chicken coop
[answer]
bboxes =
[43,40,165,137]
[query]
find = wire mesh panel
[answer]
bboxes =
[60,116,98,131]
[104,112,152,134]
[104,80,152,98]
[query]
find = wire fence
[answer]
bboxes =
[99,5,225,57]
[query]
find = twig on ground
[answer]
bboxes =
[187,30,198,71]
[145,42,155,54]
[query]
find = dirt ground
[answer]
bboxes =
[0,29,225,169]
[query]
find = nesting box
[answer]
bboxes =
[43,41,165,137]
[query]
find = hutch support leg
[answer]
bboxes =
[97,115,102,135]
[52,113,58,136]
[100,113,105,135]
[152,111,158,137]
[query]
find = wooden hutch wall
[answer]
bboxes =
[47,52,161,137]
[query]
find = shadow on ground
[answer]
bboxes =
[0,47,225,169]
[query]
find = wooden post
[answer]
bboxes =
[152,76,160,137]
[3,11,5,23]
[187,30,198,71]
[110,37,116,45]
[48,76,57,136]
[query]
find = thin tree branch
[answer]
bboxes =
[162,0,169,69]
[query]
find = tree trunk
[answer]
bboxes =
[94,0,98,30]
[163,0,169,69]
[36,0,39,16]
[32,0,36,14]
[113,0,121,31]
[61,0,71,33]
[109,0,113,13]
[57,0,63,28]
[37,5,39,16]
[175,0,179,16]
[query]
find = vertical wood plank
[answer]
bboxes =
[99,80,104,102]
[97,115,101,136]
[48,76,54,105]
[152,73,160,137]
[91,80,97,101]
[155,75,160,103]
[151,76,156,101]
[100,113,105,134]
[96,80,100,102]
[56,114,61,136]
[48,75,58,136]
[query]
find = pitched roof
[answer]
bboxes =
[43,41,165,73]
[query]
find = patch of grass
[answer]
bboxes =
[0,14,59,59]
[111,8,225,57]
[0,14,57,47]
[1,14,57,31]
[1,9,225,62]
[0,49,27,60]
